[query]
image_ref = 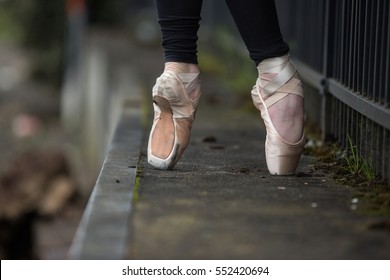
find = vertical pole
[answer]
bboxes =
[320,0,335,142]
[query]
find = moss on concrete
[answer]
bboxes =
[304,124,390,217]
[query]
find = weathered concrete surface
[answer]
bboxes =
[128,82,390,260]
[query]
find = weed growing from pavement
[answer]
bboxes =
[344,136,375,183]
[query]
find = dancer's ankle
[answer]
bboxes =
[165,62,199,73]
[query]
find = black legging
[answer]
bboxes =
[155,0,289,65]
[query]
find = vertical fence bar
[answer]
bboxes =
[348,0,354,89]
[332,1,338,79]
[373,121,379,174]
[356,0,364,95]
[368,1,377,99]
[375,123,382,175]
[340,0,345,84]
[366,0,370,97]
[352,0,358,91]
[372,1,381,102]
[337,100,341,142]
[362,0,369,96]
[378,0,386,104]
[381,129,385,179]
[385,0,390,106]
[384,130,389,182]
[321,0,332,140]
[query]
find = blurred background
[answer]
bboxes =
[0,0,155,260]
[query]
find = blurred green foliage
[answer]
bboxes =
[0,0,66,86]
[0,6,23,42]
[0,0,134,86]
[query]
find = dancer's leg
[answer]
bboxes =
[155,0,203,64]
[148,0,203,169]
[225,0,289,65]
[226,0,304,174]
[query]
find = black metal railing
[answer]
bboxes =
[276,0,390,184]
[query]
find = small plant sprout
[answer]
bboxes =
[344,135,375,183]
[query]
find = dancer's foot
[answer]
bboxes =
[147,62,201,170]
[251,54,305,175]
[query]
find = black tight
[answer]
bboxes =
[155,0,289,65]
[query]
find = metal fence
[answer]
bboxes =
[276,0,390,184]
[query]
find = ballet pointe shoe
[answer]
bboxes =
[251,54,305,175]
[147,70,201,170]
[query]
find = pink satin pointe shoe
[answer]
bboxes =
[251,54,305,175]
[147,70,201,170]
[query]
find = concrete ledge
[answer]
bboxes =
[68,105,142,259]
